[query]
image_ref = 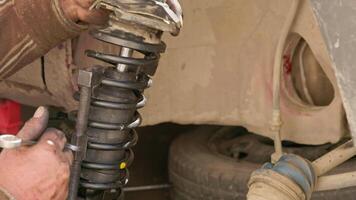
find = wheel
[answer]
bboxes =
[169,126,356,200]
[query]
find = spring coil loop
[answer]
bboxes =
[78,29,165,196]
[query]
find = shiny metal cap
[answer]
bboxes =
[0,135,22,149]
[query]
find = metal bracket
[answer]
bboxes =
[68,69,95,200]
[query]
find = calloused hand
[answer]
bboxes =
[0,107,73,200]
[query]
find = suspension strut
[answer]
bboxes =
[68,1,182,199]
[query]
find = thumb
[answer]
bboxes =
[17,106,49,141]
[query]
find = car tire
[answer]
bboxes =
[169,126,356,200]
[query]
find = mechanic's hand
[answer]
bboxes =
[60,0,109,25]
[0,107,73,200]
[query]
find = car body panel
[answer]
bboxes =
[0,0,347,144]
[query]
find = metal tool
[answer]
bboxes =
[0,134,80,152]
[123,184,172,192]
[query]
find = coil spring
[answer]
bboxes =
[78,29,166,197]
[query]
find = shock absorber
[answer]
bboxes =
[80,29,165,199]
[68,1,182,199]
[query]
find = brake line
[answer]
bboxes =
[271,0,300,162]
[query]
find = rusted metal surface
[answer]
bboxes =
[310,0,356,144]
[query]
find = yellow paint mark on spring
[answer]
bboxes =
[120,162,127,169]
